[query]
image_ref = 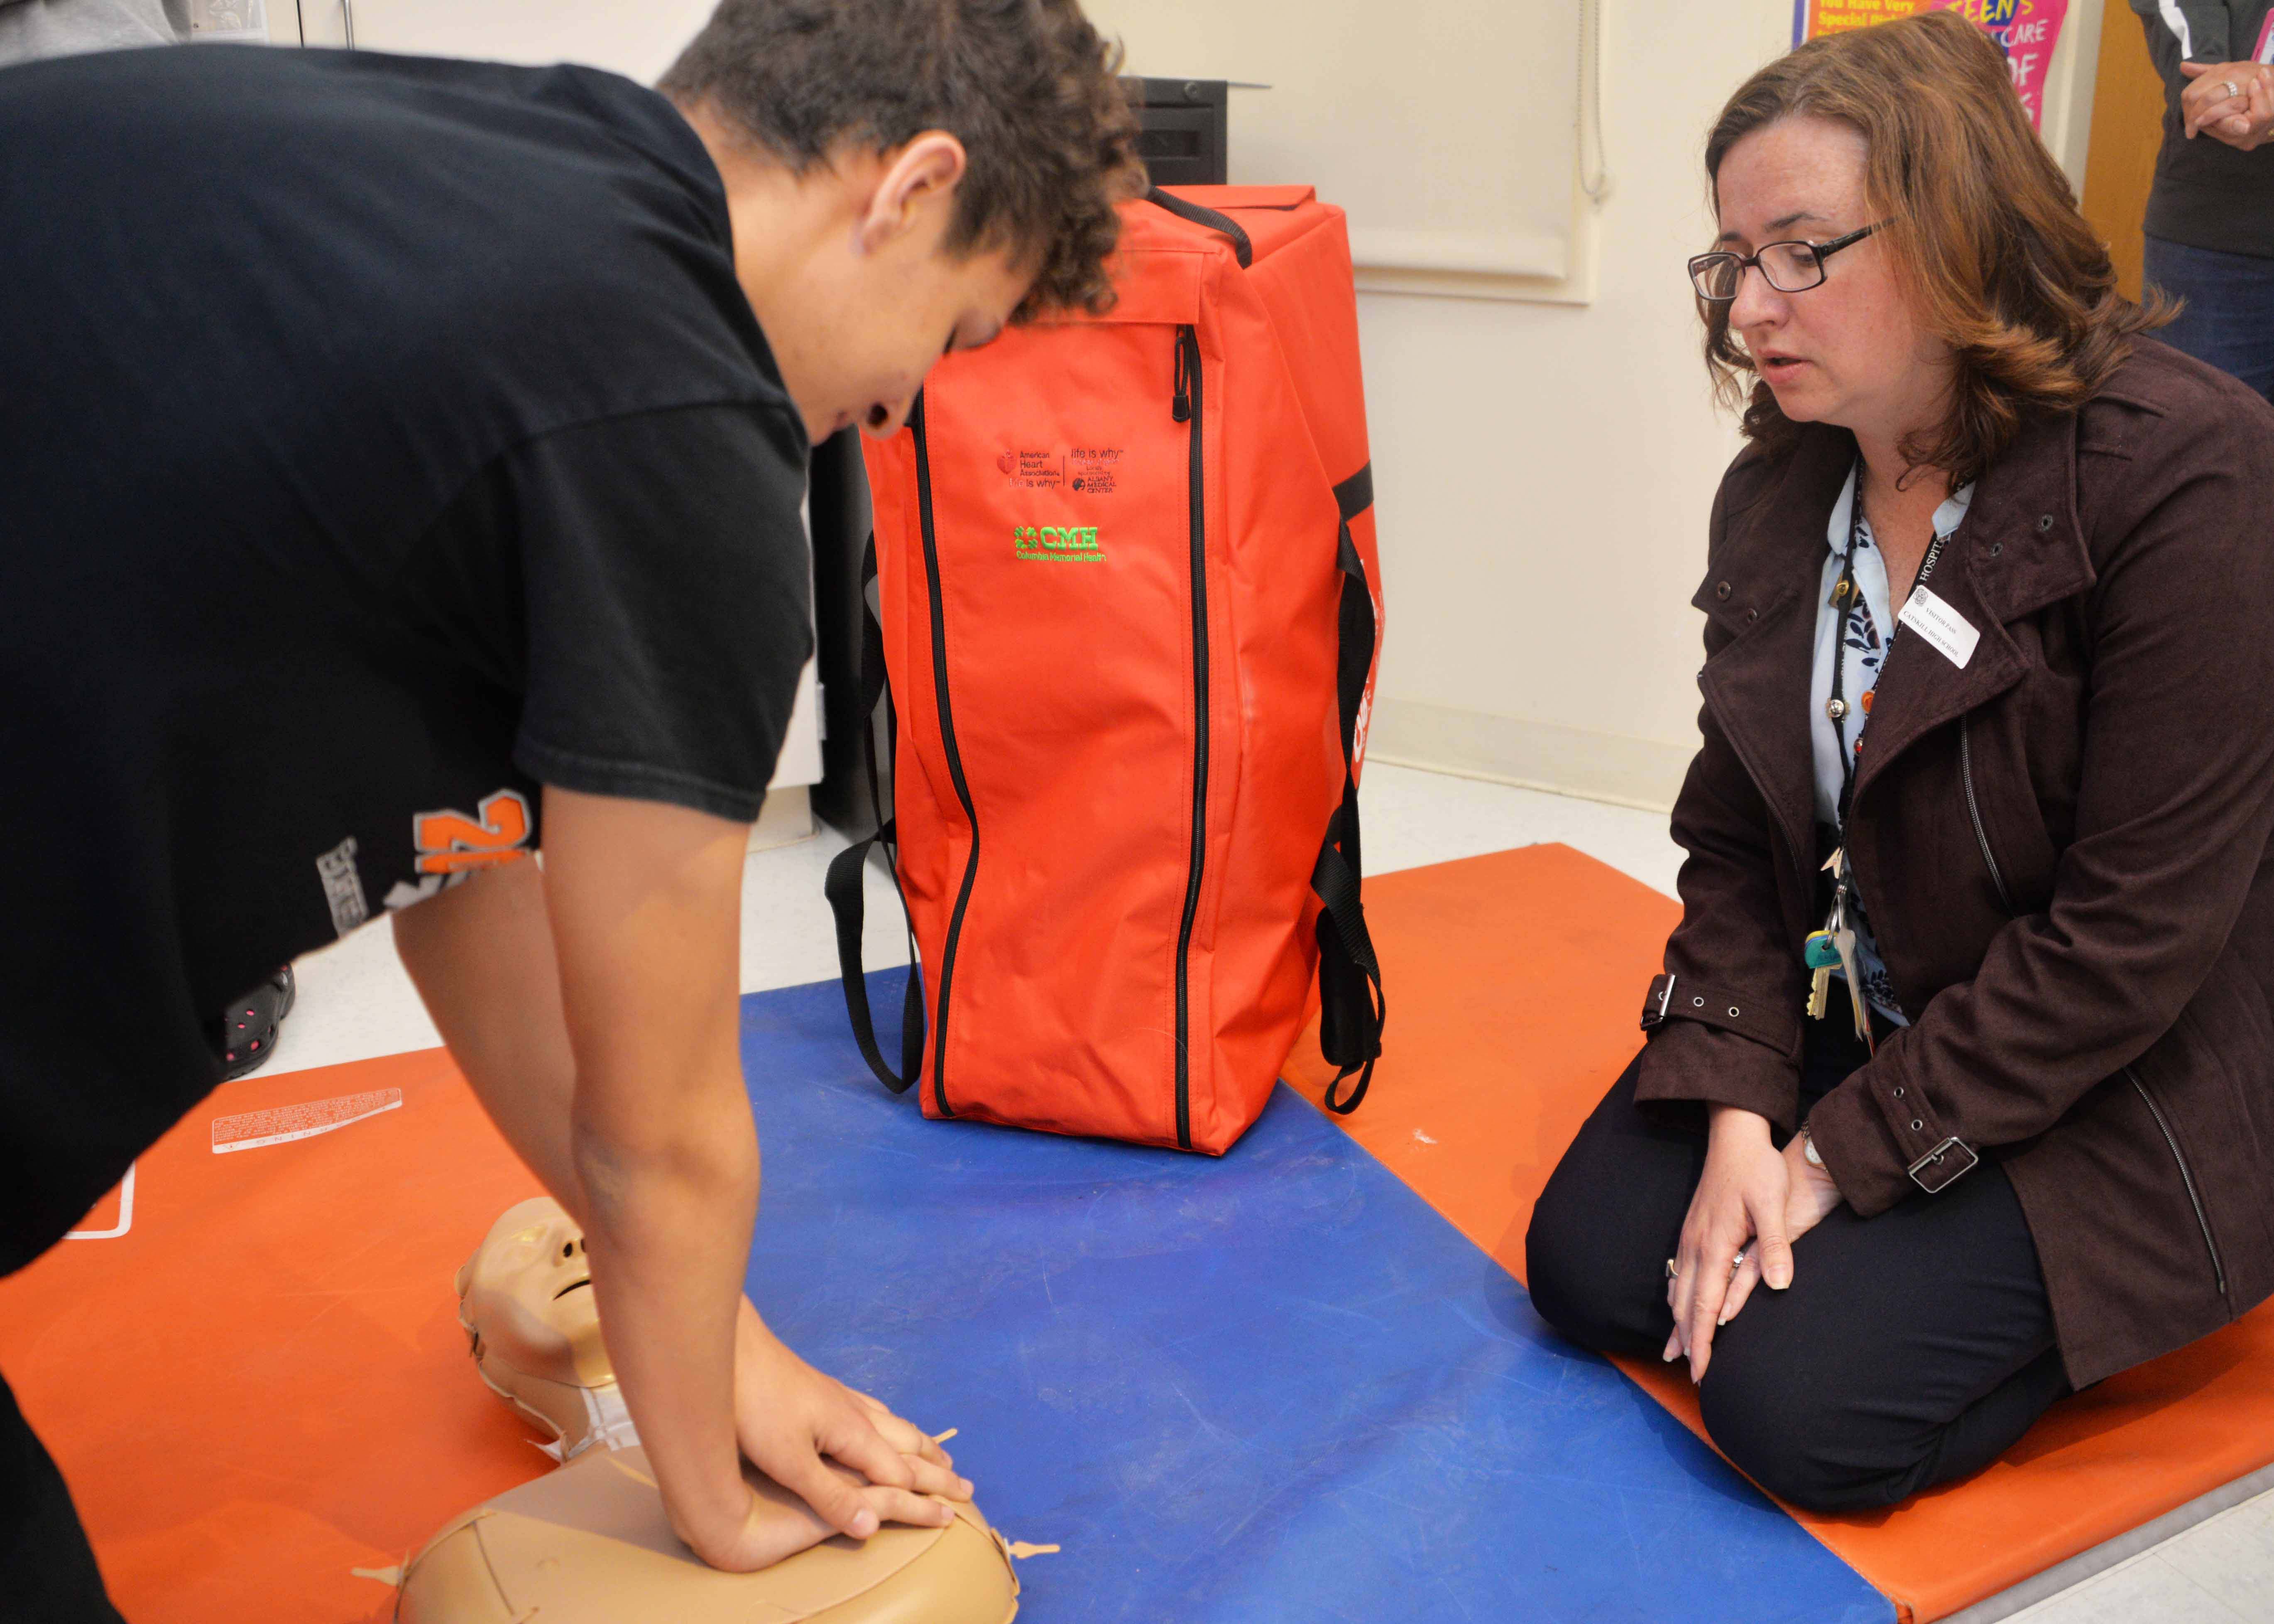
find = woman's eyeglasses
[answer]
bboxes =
[1687,223,1881,303]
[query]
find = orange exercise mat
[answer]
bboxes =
[1284,841,2274,1624]
[0,1048,548,1623]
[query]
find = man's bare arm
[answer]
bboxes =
[392,788,960,1569]
[393,852,586,1215]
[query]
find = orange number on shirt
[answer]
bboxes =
[413,788,533,875]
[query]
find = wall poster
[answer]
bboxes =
[1792,0,2070,129]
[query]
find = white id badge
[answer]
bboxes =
[1898,587,1981,670]
[188,0,269,41]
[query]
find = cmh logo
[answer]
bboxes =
[1012,524,1105,563]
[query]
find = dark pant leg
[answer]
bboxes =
[2142,234,2274,401]
[1527,1024,2068,1513]
[1698,1160,2067,1512]
[0,1366,126,1624]
[1524,1049,1703,1356]
[1523,1019,1870,1354]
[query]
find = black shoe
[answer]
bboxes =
[209,965,296,1080]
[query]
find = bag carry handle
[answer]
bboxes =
[1144,185,1253,269]
[824,533,928,1093]
[1313,464,1387,1113]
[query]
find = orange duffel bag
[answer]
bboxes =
[825,185,1385,1154]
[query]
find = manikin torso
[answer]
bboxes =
[394,1197,1021,1624]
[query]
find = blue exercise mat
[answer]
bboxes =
[742,971,1891,1624]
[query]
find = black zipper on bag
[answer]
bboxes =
[1963,728,2227,1301]
[1172,323,1208,1150]
[911,393,979,1118]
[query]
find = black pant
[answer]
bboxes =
[1,1367,125,1623]
[1525,1020,2072,1512]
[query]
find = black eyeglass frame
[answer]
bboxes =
[1687,222,1882,303]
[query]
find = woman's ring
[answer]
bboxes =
[1665,1257,1679,1281]
[2225,79,2242,99]
[1731,1247,1750,1273]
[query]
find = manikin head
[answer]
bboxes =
[407,1198,1021,1623]
[656,0,1146,445]
[457,1196,614,1441]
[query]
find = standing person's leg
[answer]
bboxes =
[0,1367,127,1623]
[1697,1162,2068,1511]
[2142,234,2274,401]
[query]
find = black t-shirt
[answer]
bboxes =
[2137,1,2274,259]
[0,46,813,1272]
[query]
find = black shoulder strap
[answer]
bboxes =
[1144,185,1253,269]
[1311,465,1386,1113]
[824,533,927,1093]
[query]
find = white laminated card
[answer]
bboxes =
[1898,587,1980,670]
[187,0,268,42]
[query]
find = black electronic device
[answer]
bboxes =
[1124,77,1229,188]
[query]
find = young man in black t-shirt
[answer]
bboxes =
[0,3,1142,1613]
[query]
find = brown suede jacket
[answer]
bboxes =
[1636,340,2274,1388]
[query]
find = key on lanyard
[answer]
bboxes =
[1810,849,1877,1054]
[1804,929,1839,1021]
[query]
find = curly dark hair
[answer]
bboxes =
[1701,10,2168,486]
[659,0,1145,320]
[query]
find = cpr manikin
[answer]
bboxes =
[393,1197,1021,1623]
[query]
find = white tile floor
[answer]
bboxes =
[1990,1484,2274,1624]
[259,761,2269,1623]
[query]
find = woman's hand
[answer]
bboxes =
[1781,1131,1844,1235]
[1718,1130,1844,1337]
[2180,61,2274,149]
[1665,1105,1794,1382]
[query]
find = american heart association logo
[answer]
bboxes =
[996,451,1017,476]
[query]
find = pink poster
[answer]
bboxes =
[1794,0,2071,130]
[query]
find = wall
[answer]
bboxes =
[1078,0,1581,282]
[293,0,714,78]
[1329,0,1775,807]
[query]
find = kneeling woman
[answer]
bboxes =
[1527,12,2274,1512]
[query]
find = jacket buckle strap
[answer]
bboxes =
[1907,1135,1980,1194]
[1641,973,1677,1030]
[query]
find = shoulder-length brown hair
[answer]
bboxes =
[1703,10,2164,486]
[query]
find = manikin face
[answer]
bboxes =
[457,1196,608,1389]
[1712,116,1953,444]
